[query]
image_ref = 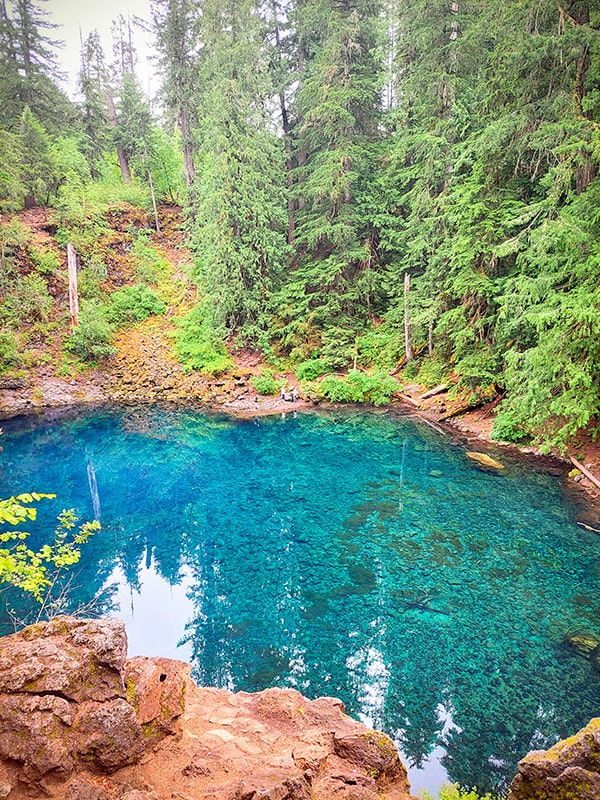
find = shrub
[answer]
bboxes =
[105,284,166,326]
[358,326,403,370]
[30,246,60,275]
[318,370,400,406]
[319,375,356,403]
[66,302,116,361]
[0,492,99,621]
[418,781,500,800]
[251,369,283,396]
[1,274,52,326]
[491,408,529,443]
[295,358,328,381]
[0,330,19,372]
[174,304,233,375]
[132,233,171,284]
[417,357,450,388]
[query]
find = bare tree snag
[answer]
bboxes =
[67,243,79,330]
[404,273,413,362]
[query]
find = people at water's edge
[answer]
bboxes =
[281,386,298,403]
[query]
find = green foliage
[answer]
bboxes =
[174,304,233,375]
[0,330,20,372]
[251,369,283,396]
[358,327,404,371]
[318,370,399,406]
[491,408,528,444]
[0,273,52,327]
[65,302,116,362]
[132,233,171,284]
[295,359,329,381]
[105,284,166,326]
[418,782,500,800]
[19,106,58,205]
[417,357,450,389]
[0,131,25,211]
[29,246,59,275]
[0,492,99,615]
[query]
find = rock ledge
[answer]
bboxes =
[0,617,415,800]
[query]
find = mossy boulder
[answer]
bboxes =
[509,718,600,800]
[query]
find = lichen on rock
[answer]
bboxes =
[508,718,600,800]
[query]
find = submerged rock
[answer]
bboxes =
[0,617,415,800]
[509,718,600,800]
[562,630,600,657]
[466,451,506,470]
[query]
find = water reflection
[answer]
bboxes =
[1,406,600,796]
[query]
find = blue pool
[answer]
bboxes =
[1,405,599,796]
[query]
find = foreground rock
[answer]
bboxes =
[0,617,415,800]
[509,718,600,800]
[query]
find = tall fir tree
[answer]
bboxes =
[151,0,201,187]
[188,0,289,342]
[274,0,386,368]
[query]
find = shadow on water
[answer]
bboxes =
[1,405,600,796]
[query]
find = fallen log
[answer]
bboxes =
[438,399,486,421]
[397,393,419,407]
[417,383,449,401]
[569,456,600,491]
[577,521,600,534]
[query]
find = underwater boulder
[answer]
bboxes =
[466,451,506,471]
[563,630,600,658]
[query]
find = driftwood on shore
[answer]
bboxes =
[569,456,600,491]
[417,383,449,401]
[438,399,487,421]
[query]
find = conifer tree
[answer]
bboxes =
[0,0,76,133]
[188,0,288,342]
[151,0,200,187]
[275,0,386,367]
[78,30,111,177]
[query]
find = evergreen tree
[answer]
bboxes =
[19,105,57,206]
[151,0,200,187]
[78,30,111,177]
[274,0,386,368]
[0,0,77,133]
[188,0,289,342]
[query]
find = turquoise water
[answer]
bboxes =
[1,405,600,796]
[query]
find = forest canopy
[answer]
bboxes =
[0,0,599,453]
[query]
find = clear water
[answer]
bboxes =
[1,405,600,796]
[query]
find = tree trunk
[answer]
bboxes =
[180,107,195,188]
[105,90,131,184]
[67,243,79,330]
[404,273,413,362]
[271,0,295,242]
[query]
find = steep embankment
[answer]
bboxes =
[1,204,600,509]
